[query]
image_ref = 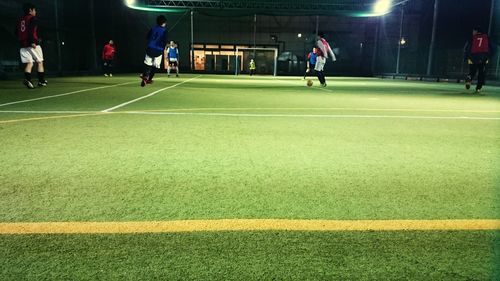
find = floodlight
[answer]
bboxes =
[297,33,302,38]
[125,0,135,6]
[400,38,406,45]
[374,0,392,15]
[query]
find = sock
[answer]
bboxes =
[167,68,170,75]
[37,72,45,82]
[148,67,158,81]
[142,64,152,79]
[24,72,32,81]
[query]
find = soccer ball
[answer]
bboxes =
[307,80,313,87]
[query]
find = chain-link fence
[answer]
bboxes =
[0,0,497,80]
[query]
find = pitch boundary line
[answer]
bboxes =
[0,113,105,124]
[135,107,500,114]
[0,81,136,108]
[1,107,500,114]
[0,110,97,114]
[102,76,201,112]
[1,219,499,234]
[0,110,498,122]
[121,111,500,120]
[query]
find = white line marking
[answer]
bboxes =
[0,81,136,107]
[121,111,500,120]
[140,107,500,114]
[0,110,97,114]
[1,107,499,114]
[101,76,201,112]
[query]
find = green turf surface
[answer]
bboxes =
[0,74,499,279]
[1,231,498,280]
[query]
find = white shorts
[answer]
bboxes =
[20,46,44,63]
[144,54,163,68]
[314,56,326,72]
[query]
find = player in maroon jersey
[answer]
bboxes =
[102,40,116,77]
[463,26,494,94]
[15,3,46,89]
[314,32,336,87]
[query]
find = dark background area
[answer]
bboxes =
[0,0,498,78]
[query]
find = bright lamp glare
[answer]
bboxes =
[125,0,135,6]
[374,0,392,15]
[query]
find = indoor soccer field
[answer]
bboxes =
[0,74,499,279]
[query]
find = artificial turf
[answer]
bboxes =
[1,231,498,280]
[0,74,499,279]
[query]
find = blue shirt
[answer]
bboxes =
[168,47,178,59]
[308,52,317,65]
[146,25,168,56]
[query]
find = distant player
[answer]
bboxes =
[102,39,116,77]
[166,41,179,77]
[16,3,47,89]
[249,59,256,76]
[315,32,336,87]
[463,26,494,94]
[303,47,317,79]
[140,15,168,87]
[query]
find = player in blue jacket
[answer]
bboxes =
[140,15,168,87]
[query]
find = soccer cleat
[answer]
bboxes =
[140,74,148,87]
[465,76,471,90]
[475,88,483,95]
[38,80,48,87]
[321,83,327,87]
[23,80,35,89]
[176,74,179,78]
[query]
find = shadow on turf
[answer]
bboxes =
[437,91,492,97]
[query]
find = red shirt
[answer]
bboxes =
[17,15,38,47]
[102,43,116,60]
[471,34,490,54]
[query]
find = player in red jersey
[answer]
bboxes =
[102,40,116,77]
[15,3,47,89]
[314,32,336,87]
[463,26,494,94]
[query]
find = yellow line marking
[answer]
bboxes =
[1,219,499,234]
[0,113,106,124]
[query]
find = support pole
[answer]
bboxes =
[426,0,439,76]
[54,0,62,75]
[371,18,380,74]
[496,47,500,77]
[253,14,257,48]
[488,0,495,35]
[89,0,98,71]
[396,5,404,74]
[191,10,194,71]
[315,15,319,36]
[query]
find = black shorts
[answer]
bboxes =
[169,61,178,67]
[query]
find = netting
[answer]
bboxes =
[0,0,498,80]
[235,48,277,76]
